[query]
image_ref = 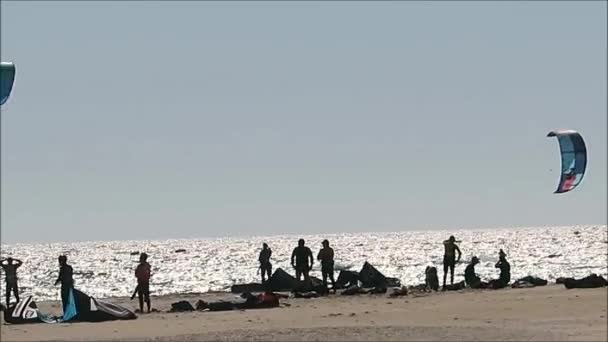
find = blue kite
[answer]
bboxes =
[1,62,16,106]
[547,130,587,194]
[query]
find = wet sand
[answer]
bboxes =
[1,285,607,341]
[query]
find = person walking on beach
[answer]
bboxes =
[317,239,336,293]
[1,257,23,305]
[258,243,272,283]
[442,235,462,289]
[54,255,74,313]
[134,252,152,313]
[291,239,313,283]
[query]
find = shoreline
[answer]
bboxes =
[2,284,607,341]
[3,224,605,246]
[2,225,606,303]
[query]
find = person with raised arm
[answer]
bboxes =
[1,257,23,305]
[442,235,462,289]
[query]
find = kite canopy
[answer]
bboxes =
[1,62,16,105]
[3,288,136,324]
[547,130,587,194]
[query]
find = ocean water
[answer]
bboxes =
[1,225,606,302]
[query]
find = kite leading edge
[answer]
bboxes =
[1,62,16,106]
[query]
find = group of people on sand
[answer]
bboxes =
[1,253,153,315]
[0,255,77,312]
[464,249,511,289]
[258,238,336,292]
[1,234,511,314]
[442,235,511,290]
[257,235,512,293]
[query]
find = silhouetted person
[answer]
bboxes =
[54,255,74,313]
[1,257,22,305]
[291,239,313,283]
[317,239,336,293]
[442,235,462,289]
[258,243,272,283]
[135,252,151,313]
[464,256,484,289]
[493,249,510,289]
[425,266,439,291]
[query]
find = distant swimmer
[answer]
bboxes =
[442,235,462,289]
[54,255,74,313]
[134,252,152,313]
[1,257,23,305]
[258,243,272,283]
[291,239,313,283]
[317,239,336,293]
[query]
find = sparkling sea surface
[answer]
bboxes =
[1,225,606,302]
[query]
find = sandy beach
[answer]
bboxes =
[1,285,606,341]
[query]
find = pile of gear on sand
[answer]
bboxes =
[2,260,606,320]
[156,261,606,313]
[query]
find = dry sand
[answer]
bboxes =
[1,285,606,341]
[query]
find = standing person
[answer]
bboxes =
[54,255,74,313]
[134,252,151,313]
[258,243,272,283]
[291,239,313,283]
[317,240,336,293]
[1,257,23,305]
[442,235,462,289]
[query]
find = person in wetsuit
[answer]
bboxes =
[54,255,74,313]
[135,252,152,313]
[493,249,511,289]
[258,243,272,283]
[1,257,23,305]
[442,235,462,289]
[291,239,313,283]
[464,256,484,289]
[317,239,336,293]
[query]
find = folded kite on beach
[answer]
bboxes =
[3,288,136,324]
[562,274,607,289]
[511,276,548,288]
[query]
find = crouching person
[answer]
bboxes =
[464,256,488,289]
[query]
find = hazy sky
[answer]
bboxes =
[1,2,606,243]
